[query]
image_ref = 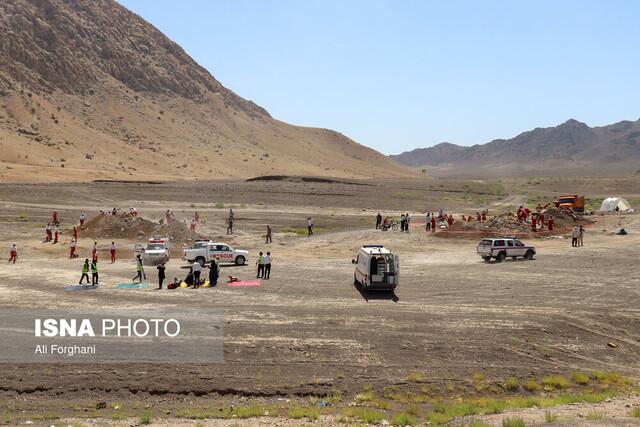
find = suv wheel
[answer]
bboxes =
[524,250,534,260]
[235,255,246,265]
[495,251,506,263]
[483,256,491,263]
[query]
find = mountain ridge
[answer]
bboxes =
[391,118,640,177]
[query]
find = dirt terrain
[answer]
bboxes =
[0,177,639,425]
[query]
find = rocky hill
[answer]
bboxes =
[392,119,640,177]
[0,0,410,182]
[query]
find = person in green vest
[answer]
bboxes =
[91,259,99,285]
[256,251,265,278]
[79,259,90,285]
[132,254,145,283]
[209,255,220,287]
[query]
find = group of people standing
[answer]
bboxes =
[256,251,272,279]
[571,226,585,247]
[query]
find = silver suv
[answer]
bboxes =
[477,237,536,263]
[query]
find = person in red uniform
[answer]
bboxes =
[8,243,17,264]
[447,215,454,227]
[91,241,98,262]
[481,211,487,222]
[548,215,555,231]
[531,215,537,232]
[53,225,59,244]
[110,241,117,263]
[52,210,58,224]
[538,212,545,230]
[476,212,481,221]
[431,215,436,232]
[69,238,77,259]
[45,223,52,242]
[73,224,78,242]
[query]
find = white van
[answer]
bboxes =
[352,245,399,291]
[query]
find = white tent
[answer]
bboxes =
[599,197,632,212]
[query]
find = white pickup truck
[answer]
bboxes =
[182,242,248,266]
[477,237,536,263]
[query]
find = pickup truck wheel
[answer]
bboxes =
[235,255,246,266]
[195,256,206,267]
[496,251,506,263]
[524,250,534,260]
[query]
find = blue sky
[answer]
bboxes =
[119,0,640,155]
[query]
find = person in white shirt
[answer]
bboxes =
[192,261,202,287]
[307,217,314,236]
[110,241,117,263]
[79,212,86,226]
[264,252,272,279]
[571,227,579,247]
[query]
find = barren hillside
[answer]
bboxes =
[0,0,411,182]
[392,119,640,178]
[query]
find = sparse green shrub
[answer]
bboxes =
[139,409,153,425]
[504,376,519,391]
[392,411,417,426]
[522,379,540,392]
[502,416,525,427]
[571,371,589,385]
[544,411,558,423]
[541,375,569,390]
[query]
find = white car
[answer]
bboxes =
[134,237,170,265]
[477,237,536,263]
[352,245,399,290]
[183,242,248,266]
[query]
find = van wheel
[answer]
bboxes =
[496,252,506,263]
[235,255,246,265]
[195,256,206,266]
[524,250,534,260]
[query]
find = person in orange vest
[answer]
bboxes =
[110,241,117,263]
[548,215,555,231]
[431,215,436,232]
[539,212,545,230]
[8,243,17,264]
[73,224,78,242]
[531,215,537,232]
[69,238,77,259]
[91,241,98,262]
[53,225,59,244]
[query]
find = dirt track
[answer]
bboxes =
[0,178,639,424]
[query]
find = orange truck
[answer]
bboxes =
[554,195,585,212]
